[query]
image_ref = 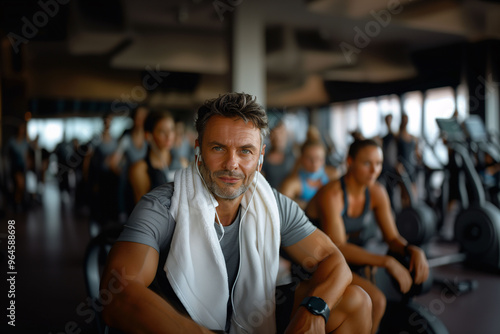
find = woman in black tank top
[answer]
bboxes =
[129,110,185,205]
[305,139,429,334]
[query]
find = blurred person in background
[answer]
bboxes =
[261,121,296,189]
[128,109,185,205]
[305,139,429,334]
[6,121,30,212]
[85,113,120,225]
[54,130,74,197]
[397,113,421,207]
[280,137,338,209]
[171,120,195,166]
[379,114,399,210]
[110,105,149,173]
[109,105,149,220]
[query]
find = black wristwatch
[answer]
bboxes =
[300,296,330,324]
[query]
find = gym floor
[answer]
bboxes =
[1,179,500,334]
[413,241,500,334]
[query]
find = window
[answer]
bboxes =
[358,98,380,139]
[423,87,456,167]
[27,116,131,151]
[282,108,309,147]
[330,101,358,156]
[423,87,456,143]
[326,87,469,170]
[27,119,64,151]
[378,94,401,135]
[456,83,468,121]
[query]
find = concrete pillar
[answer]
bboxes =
[231,1,266,106]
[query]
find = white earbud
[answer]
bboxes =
[195,146,202,162]
[258,154,263,166]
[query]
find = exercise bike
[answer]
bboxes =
[375,116,500,333]
[438,117,500,272]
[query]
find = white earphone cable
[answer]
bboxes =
[195,151,225,242]
[194,149,262,242]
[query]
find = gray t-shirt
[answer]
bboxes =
[117,182,316,319]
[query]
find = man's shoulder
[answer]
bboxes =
[271,187,287,203]
[144,182,175,208]
[271,187,303,215]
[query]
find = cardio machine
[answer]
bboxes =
[437,117,500,272]
[462,115,500,208]
[376,116,500,333]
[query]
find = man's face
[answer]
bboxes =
[198,116,263,201]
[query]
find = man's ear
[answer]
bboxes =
[258,144,266,172]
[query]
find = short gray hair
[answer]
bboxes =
[194,92,269,148]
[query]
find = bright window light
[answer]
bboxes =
[424,87,456,143]
[422,87,456,167]
[378,95,401,134]
[27,116,132,152]
[358,98,380,139]
[27,119,64,151]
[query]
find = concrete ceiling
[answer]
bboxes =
[67,0,500,78]
[1,0,500,106]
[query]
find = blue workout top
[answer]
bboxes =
[340,176,375,245]
[298,167,329,202]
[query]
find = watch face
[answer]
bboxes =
[309,298,327,313]
[301,296,330,323]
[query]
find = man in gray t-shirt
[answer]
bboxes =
[101,93,371,334]
[119,183,315,295]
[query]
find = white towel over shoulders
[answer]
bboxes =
[166,163,281,333]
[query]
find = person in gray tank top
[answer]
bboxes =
[305,139,429,334]
[100,93,372,334]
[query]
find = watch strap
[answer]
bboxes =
[300,296,330,324]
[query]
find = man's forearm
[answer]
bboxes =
[306,252,352,309]
[102,281,213,334]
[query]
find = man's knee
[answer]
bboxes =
[328,285,372,333]
[344,285,372,316]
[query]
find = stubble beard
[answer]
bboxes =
[199,161,252,201]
